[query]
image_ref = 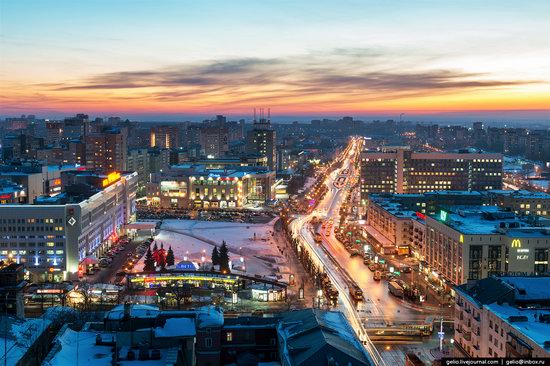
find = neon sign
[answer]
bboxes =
[511,239,522,248]
[102,172,121,187]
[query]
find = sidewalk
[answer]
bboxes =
[273,219,317,308]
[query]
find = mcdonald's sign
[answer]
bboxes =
[511,239,522,248]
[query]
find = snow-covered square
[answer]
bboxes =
[135,219,290,281]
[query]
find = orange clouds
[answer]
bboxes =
[1,52,549,117]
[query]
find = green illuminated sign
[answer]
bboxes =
[440,210,448,221]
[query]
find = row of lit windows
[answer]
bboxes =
[1,218,61,224]
[519,203,546,209]
[0,250,64,255]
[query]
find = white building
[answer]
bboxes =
[454,276,550,358]
[365,197,425,256]
[0,170,137,282]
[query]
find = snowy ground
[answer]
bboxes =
[135,219,290,280]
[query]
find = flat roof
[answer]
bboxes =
[428,207,526,235]
[486,303,550,351]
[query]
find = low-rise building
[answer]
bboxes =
[454,276,550,358]
[366,197,425,256]
[486,190,550,218]
[147,164,276,209]
[0,162,74,203]
[0,315,53,366]
[46,305,371,366]
[0,263,26,318]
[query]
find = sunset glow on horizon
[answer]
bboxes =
[1,0,549,121]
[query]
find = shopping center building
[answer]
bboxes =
[0,169,137,282]
[147,164,276,209]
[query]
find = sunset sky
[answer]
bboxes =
[1,0,549,121]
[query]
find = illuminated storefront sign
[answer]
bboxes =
[516,248,529,260]
[415,212,426,220]
[102,172,121,187]
[511,239,522,248]
[440,210,448,222]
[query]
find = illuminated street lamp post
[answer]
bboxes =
[316,288,323,309]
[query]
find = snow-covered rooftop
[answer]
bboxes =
[0,316,52,366]
[196,305,224,329]
[485,303,550,351]
[500,276,550,301]
[154,317,196,338]
[105,304,161,320]
[46,327,177,366]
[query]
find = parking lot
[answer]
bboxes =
[137,207,276,224]
[86,236,145,284]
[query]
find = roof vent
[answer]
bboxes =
[508,316,528,323]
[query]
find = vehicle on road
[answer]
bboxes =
[401,266,412,273]
[314,233,322,244]
[327,288,339,305]
[349,285,363,301]
[350,250,361,257]
[368,264,378,272]
[388,281,404,297]
[373,270,382,281]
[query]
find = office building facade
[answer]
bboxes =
[0,171,137,282]
[360,147,503,201]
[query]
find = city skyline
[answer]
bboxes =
[1,0,550,122]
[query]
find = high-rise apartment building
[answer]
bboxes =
[200,126,229,158]
[360,146,503,201]
[246,110,276,171]
[63,114,90,141]
[150,126,179,149]
[127,148,150,184]
[85,128,127,173]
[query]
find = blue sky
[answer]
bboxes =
[1,0,549,121]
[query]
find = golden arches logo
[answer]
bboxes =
[511,239,521,248]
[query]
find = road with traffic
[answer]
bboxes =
[289,137,452,365]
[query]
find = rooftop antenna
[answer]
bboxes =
[253,108,257,124]
[268,108,271,124]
